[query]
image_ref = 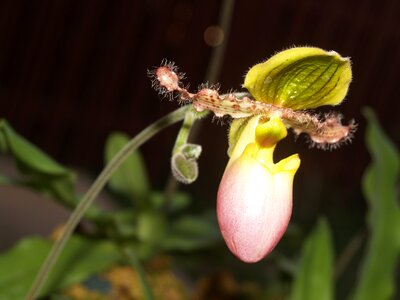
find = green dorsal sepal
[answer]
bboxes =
[243,47,352,110]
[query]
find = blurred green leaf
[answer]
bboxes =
[137,211,167,245]
[0,120,103,219]
[0,128,8,152]
[161,212,221,251]
[0,173,12,184]
[110,210,138,238]
[350,108,400,300]
[150,191,191,212]
[0,120,71,177]
[105,132,150,203]
[0,120,75,203]
[0,235,121,299]
[290,218,334,300]
[99,190,192,240]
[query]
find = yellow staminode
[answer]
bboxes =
[228,116,300,175]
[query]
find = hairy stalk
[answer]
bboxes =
[25,105,190,300]
[154,61,356,150]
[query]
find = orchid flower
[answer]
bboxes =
[151,47,354,263]
[214,48,354,263]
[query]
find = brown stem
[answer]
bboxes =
[335,229,366,279]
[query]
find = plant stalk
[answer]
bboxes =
[25,105,190,300]
[123,247,155,300]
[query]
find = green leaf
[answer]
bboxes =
[105,132,150,202]
[0,173,12,184]
[0,120,78,207]
[243,47,352,110]
[0,120,104,219]
[0,120,71,177]
[137,211,167,245]
[109,210,139,238]
[161,213,221,251]
[150,191,191,212]
[0,128,8,152]
[350,108,400,300]
[0,235,121,299]
[290,218,334,300]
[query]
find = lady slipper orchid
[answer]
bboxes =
[217,117,300,263]
[150,47,354,263]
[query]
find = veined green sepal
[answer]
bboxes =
[243,47,352,110]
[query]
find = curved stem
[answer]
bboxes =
[123,247,155,300]
[334,229,366,279]
[25,105,190,300]
[205,0,236,83]
[171,108,198,155]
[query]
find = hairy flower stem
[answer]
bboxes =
[25,105,190,300]
[154,61,355,149]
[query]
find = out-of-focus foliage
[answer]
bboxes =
[103,131,221,258]
[290,218,334,300]
[0,107,398,299]
[290,108,399,300]
[0,120,103,219]
[105,132,150,204]
[350,108,400,300]
[0,235,121,300]
[160,212,221,252]
[0,119,76,206]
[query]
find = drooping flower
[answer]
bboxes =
[217,116,300,263]
[215,47,354,263]
[149,47,354,263]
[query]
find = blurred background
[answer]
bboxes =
[0,0,399,295]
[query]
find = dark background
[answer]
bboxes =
[0,0,399,231]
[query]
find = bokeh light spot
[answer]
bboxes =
[203,25,224,47]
